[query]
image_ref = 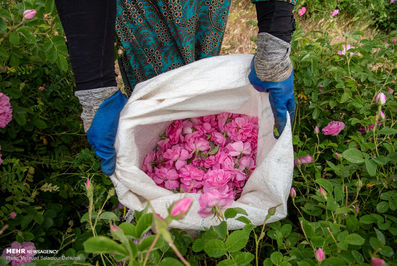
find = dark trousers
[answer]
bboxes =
[55,0,117,91]
[256,1,296,43]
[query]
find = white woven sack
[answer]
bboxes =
[110,54,294,231]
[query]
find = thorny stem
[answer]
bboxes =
[143,233,160,266]
[169,241,190,266]
[300,220,316,252]
[372,105,381,157]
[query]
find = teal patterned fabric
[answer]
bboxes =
[115,0,231,93]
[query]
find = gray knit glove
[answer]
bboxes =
[75,86,119,132]
[253,32,293,82]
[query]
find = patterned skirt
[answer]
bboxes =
[115,0,231,93]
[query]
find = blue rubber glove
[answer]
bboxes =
[86,90,128,175]
[248,58,295,138]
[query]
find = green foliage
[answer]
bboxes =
[298,0,397,32]
[0,0,108,259]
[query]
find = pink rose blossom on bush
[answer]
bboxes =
[377,110,386,120]
[376,92,386,105]
[9,212,17,219]
[315,248,325,262]
[322,121,345,136]
[2,241,36,265]
[290,187,297,198]
[198,189,234,218]
[170,197,193,219]
[371,258,385,266]
[0,92,13,128]
[330,9,339,16]
[388,88,394,94]
[294,155,313,166]
[298,7,306,16]
[23,9,37,20]
[338,44,355,56]
[39,86,45,91]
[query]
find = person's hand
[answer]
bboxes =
[248,32,295,138]
[76,87,127,175]
[249,63,295,137]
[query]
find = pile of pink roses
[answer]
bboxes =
[142,112,258,217]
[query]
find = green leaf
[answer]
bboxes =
[98,211,120,221]
[217,259,235,266]
[301,219,314,238]
[360,214,376,224]
[374,228,386,246]
[17,27,35,43]
[58,55,68,72]
[326,197,339,211]
[263,258,272,266]
[135,213,153,239]
[13,107,27,126]
[270,251,283,265]
[224,207,248,219]
[376,202,389,213]
[351,250,364,263]
[119,222,137,238]
[372,156,388,166]
[342,148,364,164]
[226,230,250,253]
[365,159,377,177]
[340,91,350,103]
[21,215,33,229]
[316,178,333,193]
[389,152,397,163]
[45,0,55,13]
[22,231,35,241]
[234,252,255,266]
[214,221,227,240]
[323,257,346,265]
[9,31,20,45]
[83,236,128,256]
[80,211,97,223]
[0,17,6,33]
[345,215,359,232]
[192,238,204,252]
[32,118,47,129]
[379,246,394,257]
[159,257,184,266]
[378,127,397,135]
[344,233,365,246]
[208,144,220,155]
[237,216,252,224]
[47,45,57,63]
[138,235,163,251]
[204,239,227,258]
[280,224,292,237]
[369,237,383,250]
